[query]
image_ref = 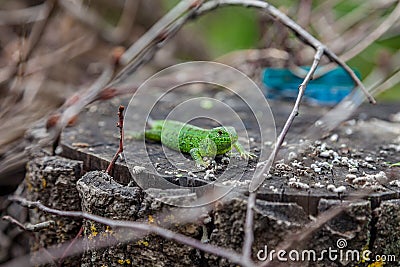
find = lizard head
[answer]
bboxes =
[208,126,238,153]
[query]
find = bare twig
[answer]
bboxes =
[241,48,324,257]
[2,215,27,231]
[106,105,125,175]
[3,215,55,232]
[370,69,400,96]
[43,63,113,147]
[242,192,256,260]
[249,47,325,192]
[8,195,252,267]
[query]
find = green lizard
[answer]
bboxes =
[131,120,256,168]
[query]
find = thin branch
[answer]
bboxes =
[242,192,256,260]
[2,215,27,230]
[106,105,125,175]
[370,69,400,96]
[58,0,141,44]
[8,195,252,267]
[249,47,324,192]
[2,215,55,232]
[42,63,113,150]
[0,0,56,86]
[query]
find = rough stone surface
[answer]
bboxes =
[311,199,372,267]
[205,195,310,266]
[77,171,205,267]
[373,199,400,266]
[25,156,83,266]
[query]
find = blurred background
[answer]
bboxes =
[0,0,399,263]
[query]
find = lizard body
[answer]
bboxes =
[133,120,255,167]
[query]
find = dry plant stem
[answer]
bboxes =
[2,0,55,86]
[340,0,400,61]
[317,0,400,77]
[241,47,324,259]
[9,195,253,267]
[111,0,140,43]
[0,3,48,25]
[197,0,375,104]
[20,0,56,66]
[242,192,256,260]
[249,47,324,192]
[371,69,400,96]
[5,216,55,232]
[57,0,116,43]
[1,215,56,264]
[111,0,203,86]
[106,105,125,175]
[59,0,140,43]
[2,215,26,230]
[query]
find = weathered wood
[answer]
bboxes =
[205,196,310,266]
[77,171,205,267]
[25,156,83,266]
[373,199,400,266]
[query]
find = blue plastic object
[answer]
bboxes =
[261,67,361,106]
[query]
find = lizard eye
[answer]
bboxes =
[217,130,223,135]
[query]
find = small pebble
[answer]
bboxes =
[288,181,310,190]
[365,156,374,162]
[319,151,331,158]
[349,167,358,173]
[329,134,339,142]
[327,184,336,191]
[334,185,346,193]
